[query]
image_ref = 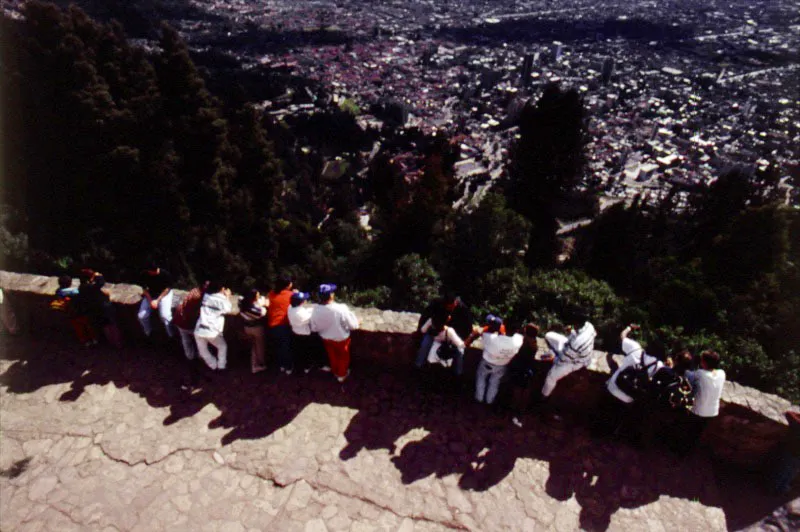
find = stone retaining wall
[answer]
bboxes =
[1,270,797,470]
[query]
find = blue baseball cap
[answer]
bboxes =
[291,292,310,305]
[319,283,337,296]
[486,314,503,325]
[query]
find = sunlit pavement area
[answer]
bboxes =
[1,335,798,531]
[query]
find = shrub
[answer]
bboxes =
[390,254,442,311]
[339,286,391,309]
[473,267,624,346]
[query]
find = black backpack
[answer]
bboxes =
[436,329,460,362]
[651,367,695,411]
[615,352,658,401]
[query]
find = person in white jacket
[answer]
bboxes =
[309,284,359,382]
[593,324,665,439]
[194,281,233,370]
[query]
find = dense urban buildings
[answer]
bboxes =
[9,0,798,208]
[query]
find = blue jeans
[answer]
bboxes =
[269,325,292,371]
[177,327,198,360]
[415,333,464,375]
[137,291,175,338]
[475,360,507,404]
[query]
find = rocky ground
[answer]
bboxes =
[0,335,797,531]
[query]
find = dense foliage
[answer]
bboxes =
[2,3,798,401]
[572,170,800,400]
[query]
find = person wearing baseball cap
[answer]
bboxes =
[288,291,326,374]
[469,314,523,405]
[310,284,360,382]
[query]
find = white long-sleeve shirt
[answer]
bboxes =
[288,304,313,335]
[421,319,465,364]
[310,302,359,341]
[194,293,232,338]
[481,332,524,366]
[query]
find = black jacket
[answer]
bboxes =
[417,297,473,340]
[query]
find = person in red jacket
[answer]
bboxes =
[267,274,294,374]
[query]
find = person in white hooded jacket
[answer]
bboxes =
[194,281,233,370]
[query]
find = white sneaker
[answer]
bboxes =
[304,367,312,374]
[337,370,351,383]
[285,369,293,376]
[320,366,331,373]
[512,417,523,428]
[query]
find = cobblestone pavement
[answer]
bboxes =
[1,336,797,531]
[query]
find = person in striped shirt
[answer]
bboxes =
[239,289,268,373]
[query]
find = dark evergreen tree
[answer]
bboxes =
[505,84,587,267]
[432,193,530,295]
[227,105,282,287]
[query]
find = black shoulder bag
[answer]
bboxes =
[436,328,460,361]
[615,351,658,401]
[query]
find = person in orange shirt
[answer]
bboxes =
[267,274,294,374]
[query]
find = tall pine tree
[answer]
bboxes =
[505,84,587,267]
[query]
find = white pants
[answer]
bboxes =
[544,331,568,358]
[177,327,197,360]
[542,361,587,397]
[195,334,227,370]
[542,331,589,397]
[137,290,174,337]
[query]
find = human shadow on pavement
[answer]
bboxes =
[341,364,799,531]
[1,336,797,531]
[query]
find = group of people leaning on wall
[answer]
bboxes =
[414,293,726,454]
[52,266,360,383]
[50,266,726,454]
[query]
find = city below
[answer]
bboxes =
[9,0,800,209]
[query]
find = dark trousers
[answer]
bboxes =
[592,391,632,439]
[672,413,710,455]
[268,325,292,371]
[292,333,326,371]
[511,383,535,416]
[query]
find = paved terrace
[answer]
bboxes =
[1,334,798,532]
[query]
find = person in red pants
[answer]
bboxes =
[53,275,97,346]
[310,284,359,383]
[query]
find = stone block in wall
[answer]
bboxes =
[705,403,790,469]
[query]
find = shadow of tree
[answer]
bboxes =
[0,335,796,531]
